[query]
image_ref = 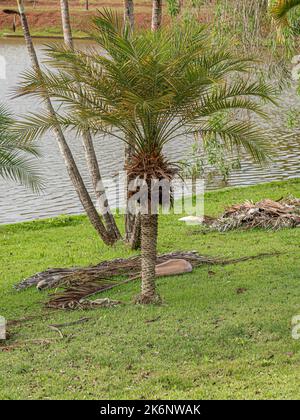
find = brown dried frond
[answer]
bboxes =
[125,151,178,181]
[207,196,300,232]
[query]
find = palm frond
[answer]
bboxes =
[198,120,271,164]
[270,0,300,23]
[15,9,276,175]
[0,104,43,191]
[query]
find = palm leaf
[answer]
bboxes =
[15,9,276,175]
[270,0,300,23]
[0,104,43,191]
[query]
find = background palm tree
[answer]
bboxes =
[16,11,275,303]
[124,0,134,30]
[152,0,163,31]
[15,0,116,245]
[0,104,41,191]
[59,0,121,241]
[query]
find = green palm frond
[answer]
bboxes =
[15,9,276,172]
[0,104,43,191]
[199,120,271,164]
[270,0,300,23]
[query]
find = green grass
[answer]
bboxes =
[0,29,89,39]
[1,179,300,400]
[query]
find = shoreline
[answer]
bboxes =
[1,178,299,229]
[1,33,92,40]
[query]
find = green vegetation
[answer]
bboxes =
[0,29,88,39]
[0,104,41,190]
[1,179,300,399]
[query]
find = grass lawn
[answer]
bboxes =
[0,179,300,400]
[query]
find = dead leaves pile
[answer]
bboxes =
[206,196,300,232]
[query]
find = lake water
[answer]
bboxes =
[0,38,300,225]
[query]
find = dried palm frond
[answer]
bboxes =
[125,152,178,181]
[16,251,261,291]
[207,196,300,232]
[15,251,279,310]
[47,297,122,310]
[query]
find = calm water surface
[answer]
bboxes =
[0,38,300,224]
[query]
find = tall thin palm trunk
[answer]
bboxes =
[124,0,134,30]
[122,2,138,246]
[125,139,141,249]
[16,0,113,245]
[151,0,163,31]
[59,0,121,241]
[136,212,160,304]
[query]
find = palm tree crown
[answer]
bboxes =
[16,10,276,303]
[17,11,275,162]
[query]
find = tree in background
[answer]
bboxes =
[59,0,121,241]
[152,0,163,31]
[124,0,134,30]
[15,0,118,246]
[270,1,300,130]
[16,11,275,303]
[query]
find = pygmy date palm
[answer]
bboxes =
[16,10,275,303]
[0,104,41,191]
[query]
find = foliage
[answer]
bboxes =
[286,106,300,128]
[180,127,241,184]
[202,113,241,182]
[15,11,276,174]
[166,0,181,17]
[212,0,270,49]
[270,1,300,132]
[0,104,42,191]
[190,0,297,90]
[270,0,300,23]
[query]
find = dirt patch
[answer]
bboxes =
[0,2,153,33]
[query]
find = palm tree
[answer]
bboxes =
[270,0,300,21]
[124,0,134,30]
[0,104,41,190]
[15,0,116,245]
[152,0,163,31]
[59,0,121,241]
[16,11,275,303]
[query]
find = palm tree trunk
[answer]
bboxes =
[126,212,141,249]
[59,0,121,241]
[179,0,184,14]
[124,140,141,248]
[81,131,121,241]
[17,0,113,246]
[60,0,73,49]
[124,0,134,30]
[136,212,161,304]
[151,0,163,31]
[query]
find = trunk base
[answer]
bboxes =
[134,293,162,305]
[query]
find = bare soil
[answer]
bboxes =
[0,0,153,34]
